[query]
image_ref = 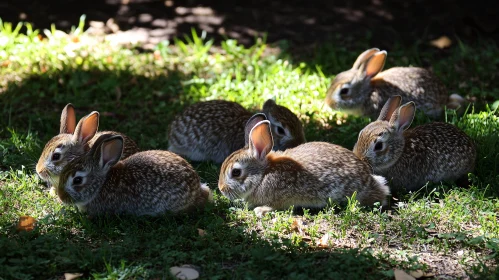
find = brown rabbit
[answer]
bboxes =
[325,48,462,119]
[36,104,139,187]
[219,120,389,217]
[168,99,305,164]
[56,134,211,216]
[353,95,476,192]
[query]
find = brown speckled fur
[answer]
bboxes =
[37,110,139,186]
[354,122,476,192]
[219,123,389,211]
[58,135,210,216]
[168,99,304,164]
[353,98,476,192]
[325,48,449,119]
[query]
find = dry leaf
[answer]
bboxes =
[16,216,36,232]
[64,272,84,280]
[170,265,199,280]
[409,270,424,278]
[394,269,416,280]
[430,36,452,49]
[154,50,162,60]
[290,218,304,234]
[197,228,206,236]
[317,233,330,248]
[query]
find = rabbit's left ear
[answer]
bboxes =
[249,120,274,161]
[99,136,123,171]
[389,102,416,132]
[352,48,380,70]
[245,113,267,146]
[378,95,402,121]
[360,51,387,78]
[72,112,99,144]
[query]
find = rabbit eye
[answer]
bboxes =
[374,142,383,151]
[51,153,61,161]
[73,176,83,185]
[339,87,349,96]
[231,168,242,178]
[276,126,286,135]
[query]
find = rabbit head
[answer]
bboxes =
[325,48,387,114]
[261,99,305,150]
[219,120,274,200]
[36,106,99,186]
[353,96,415,172]
[57,134,123,205]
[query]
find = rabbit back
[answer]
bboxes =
[60,149,210,216]
[224,142,389,210]
[370,67,448,118]
[281,142,389,206]
[381,122,475,191]
[168,100,252,163]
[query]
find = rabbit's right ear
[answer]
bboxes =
[72,111,99,144]
[245,113,267,145]
[377,95,402,121]
[249,120,273,161]
[352,48,380,69]
[99,136,123,171]
[60,103,76,134]
[389,102,416,132]
[359,51,387,78]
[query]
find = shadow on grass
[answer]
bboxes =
[0,67,412,279]
[0,204,404,279]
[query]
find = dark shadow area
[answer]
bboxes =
[1,0,497,51]
[0,207,404,279]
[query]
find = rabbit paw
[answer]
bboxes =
[254,206,273,218]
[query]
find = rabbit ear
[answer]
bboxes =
[360,51,387,78]
[249,120,274,161]
[245,113,267,145]
[98,135,123,171]
[389,102,416,132]
[352,48,380,70]
[378,95,402,121]
[262,99,276,111]
[72,111,99,144]
[60,103,76,134]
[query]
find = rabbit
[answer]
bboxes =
[325,48,463,119]
[218,120,390,217]
[168,99,305,164]
[56,134,212,216]
[36,104,140,187]
[352,95,476,192]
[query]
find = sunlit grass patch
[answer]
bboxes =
[1,17,499,278]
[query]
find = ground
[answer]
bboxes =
[0,1,499,279]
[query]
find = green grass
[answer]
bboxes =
[1,17,499,279]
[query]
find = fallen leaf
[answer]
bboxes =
[394,269,416,280]
[170,265,200,280]
[409,270,424,278]
[154,50,162,60]
[291,218,304,234]
[197,228,206,236]
[16,216,36,232]
[317,233,330,248]
[429,36,452,49]
[64,272,84,280]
